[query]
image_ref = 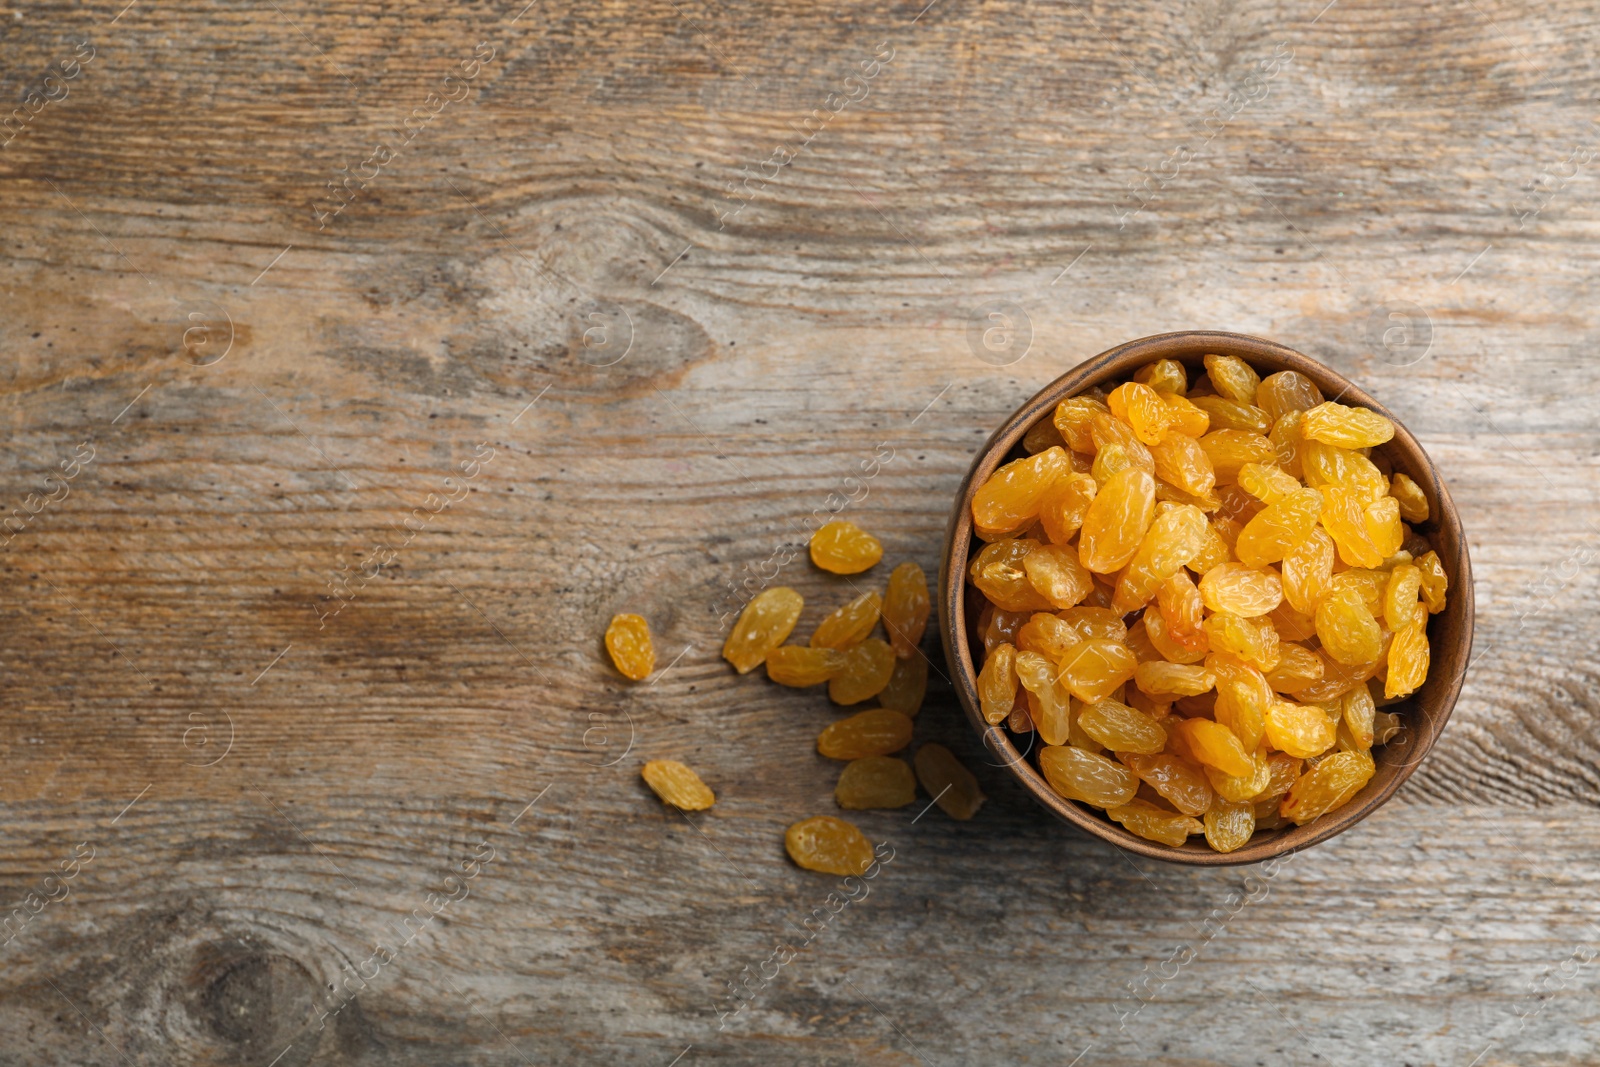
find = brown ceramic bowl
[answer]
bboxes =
[938,331,1473,866]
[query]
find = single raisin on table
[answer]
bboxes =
[786,816,875,875]
[811,591,882,650]
[605,613,655,681]
[724,587,803,674]
[828,637,896,705]
[810,520,883,574]
[817,708,914,759]
[642,760,715,811]
[879,654,928,716]
[883,561,931,657]
[914,743,986,820]
[766,645,846,687]
[836,756,917,809]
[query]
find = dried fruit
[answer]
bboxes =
[641,759,715,810]
[1078,468,1157,573]
[1077,698,1168,754]
[1015,651,1074,746]
[1203,800,1255,853]
[1203,751,1272,803]
[1159,392,1212,436]
[1280,750,1374,825]
[1320,485,1385,569]
[1108,382,1175,445]
[828,638,896,705]
[1315,586,1383,666]
[1058,638,1138,704]
[1157,570,1208,648]
[970,538,1053,612]
[1300,401,1395,449]
[724,588,804,674]
[1040,745,1138,807]
[1203,611,1280,672]
[1109,801,1203,846]
[1189,395,1272,435]
[786,816,875,875]
[1024,543,1095,610]
[835,757,917,809]
[811,592,882,650]
[972,447,1071,539]
[1390,472,1430,523]
[1199,563,1284,618]
[883,562,930,657]
[1119,753,1214,815]
[879,654,928,715]
[1264,701,1337,759]
[766,645,847,687]
[1235,487,1322,569]
[1016,613,1083,661]
[1040,473,1099,544]
[1281,527,1335,615]
[1384,564,1423,632]
[817,708,914,759]
[1386,609,1430,699]
[1135,358,1188,395]
[1264,643,1324,693]
[1204,353,1261,404]
[1112,504,1208,612]
[978,642,1019,724]
[1210,653,1271,751]
[1149,432,1217,500]
[1199,430,1277,485]
[1416,550,1448,613]
[605,613,655,681]
[810,520,884,574]
[914,743,985,820]
[1342,684,1376,749]
[1054,395,1112,453]
[1134,661,1216,698]
[1256,370,1324,423]
[1171,717,1254,778]
[1237,461,1302,505]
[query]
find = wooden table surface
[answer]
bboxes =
[3,0,1599,1063]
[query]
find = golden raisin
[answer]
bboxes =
[1210,653,1271,751]
[641,759,715,810]
[1281,526,1335,615]
[1112,504,1208,612]
[1133,661,1216,698]
[1203,611,1280,672]
[1040,744,1138,807]
[828,637,896,705]
[879,654,928,716]
[1157,570,1208,650]
[1300,401,1395,449]
[1039,473,1099,544]
[1077,698,1168,754]
[1263,701,1337,759]
[785,816,875,875]
[1024,543,1095,610]
[1158,392,1212,437]
[1314,586,1383,666]
[914,743,986,820]
[1119,753,1214,815]
[1383,564,1423,632]
[1237,461,1302,505]
[1107,381,1174,445]
[1058,638,1139,704]
[835,757,917,809]
[1054,395,1112,453]
[1078,467,1157,573]
[1135,358,1189,395]
[1199,562,1284,618]
[1280,750,1374,825]
[1199,430,1276,484]
[1149,433,1217,500]
[883,561,931,658]
[1416,550,1449,613]
[978,642,1019,724]
[1386,610,1430,699]
[817,708,914,759]
[1204,353,1261,404]
[766,645,846,687]
[1235,487,1322,569]
[970,538,1053,612]
[724,588,804,674]
[810,520,884,574]
[811,591,882,650]
[1390,472,1430,523]
[1189,395,1272,435]
[1170,717,1254,778]
[1203,799,1256,853]
[972,447,1071,540]
[605,613,655,681]
[1015,650,1073,745]
[1256,370,1324,423]
[1108,801,1203,847]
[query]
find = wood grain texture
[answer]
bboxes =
[2,0,1600,1062]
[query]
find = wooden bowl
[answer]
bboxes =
[938,331,1473,866]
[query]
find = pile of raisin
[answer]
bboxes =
[967,355,1447,852]
[611,520,985,877]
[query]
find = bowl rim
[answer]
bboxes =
[938,330,1474,866]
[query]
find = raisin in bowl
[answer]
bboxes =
[936,331,1473,865]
